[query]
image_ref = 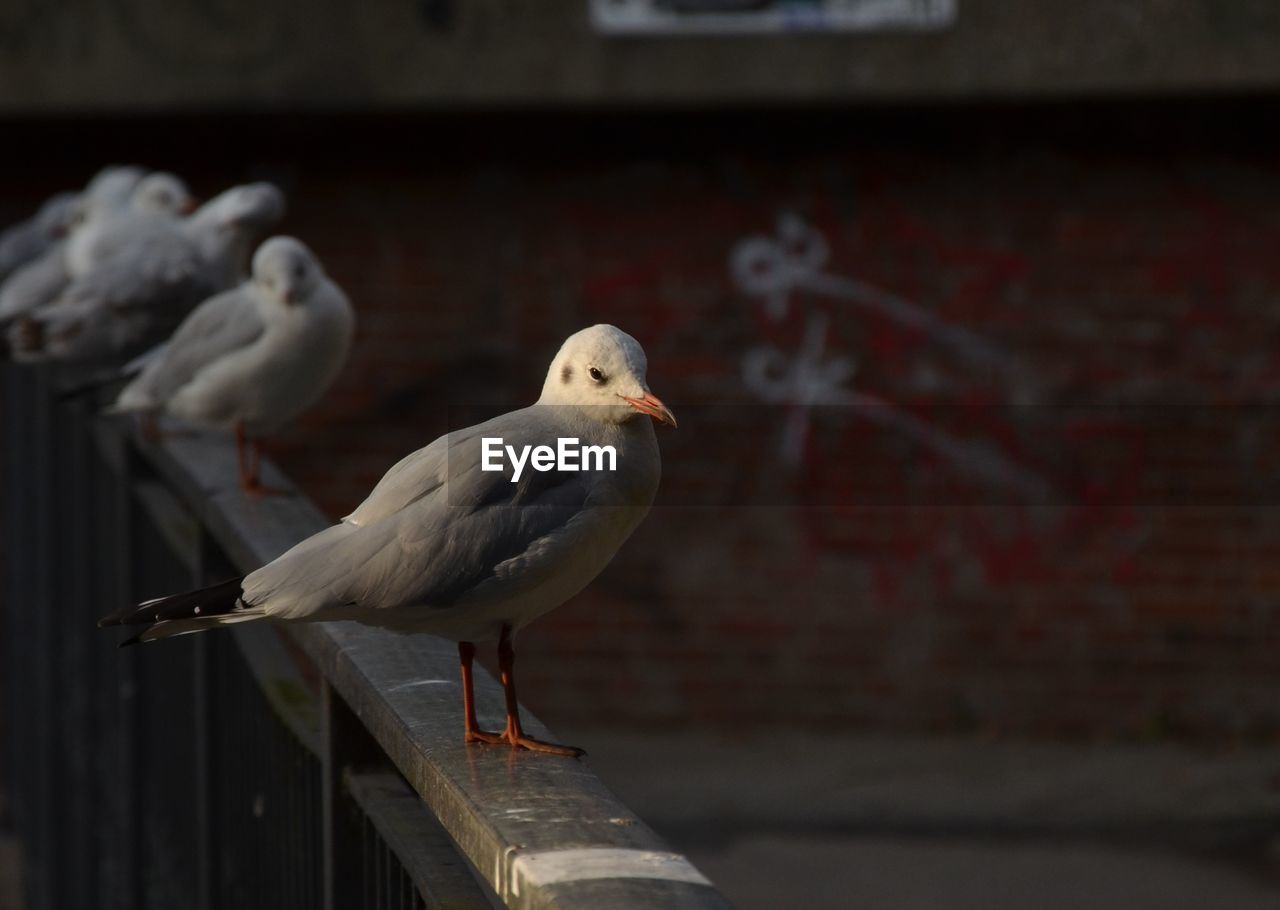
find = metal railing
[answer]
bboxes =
[1,364,731,910]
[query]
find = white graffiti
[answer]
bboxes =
[732,212,1017,372]
[734,213,1047,499]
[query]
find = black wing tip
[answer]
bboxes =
[119,632,146,648]
[98,575,246,631]
[98,610,128,628]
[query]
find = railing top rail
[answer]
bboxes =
[121,415,732,910]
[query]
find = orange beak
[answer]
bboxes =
[622,391,677,428]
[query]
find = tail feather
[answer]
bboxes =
[120,610,265,646]
[100,576,263,645]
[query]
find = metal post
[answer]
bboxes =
[193,535,236,910]
[28,369,56,910]
[112,429,143,910]
[61,387,95,910]
[322,681,380,910]
[1,366,34,883]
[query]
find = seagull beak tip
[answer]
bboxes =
[625,391,677,428]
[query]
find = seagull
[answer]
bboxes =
[8,182,284,363]
[111,236,356,493]
[81,165,149,211]
[0,170,190,331]
[0,166,148,328]
[63,171,194,279]
[0,190,79,283]
[101,324,676,756]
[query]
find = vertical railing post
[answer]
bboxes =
[1,366,34,898]
[322,681,380,910]
[192,533,235,910]
[28,368,57,910]
[61,384,95,910]
[111,429,143,910]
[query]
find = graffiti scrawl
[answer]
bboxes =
[734,213,1048,499]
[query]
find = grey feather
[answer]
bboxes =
[113,286,263,412]
[0,191,78,282]
[0,242,71,324]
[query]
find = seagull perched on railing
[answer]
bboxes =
[0,191,79,283]
[101,324,676,756]
[63,171,194,278]
[0,165,151,329]
[8,182,284,362]
[0,171,194,338]
[110,236,355,494]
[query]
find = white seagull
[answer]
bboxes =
[0,165,151,328]
[102,324,677,756]
[63,171,194,279]
[8,182,284,362]
[111,236,356,493]
[0,190,79,283]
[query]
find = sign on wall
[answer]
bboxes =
[590,0,957,35]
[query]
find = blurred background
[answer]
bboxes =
[3,1,1280,908]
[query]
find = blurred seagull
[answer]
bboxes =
[82,165,149,211]
[8,182,284,362]
[0,191,79,283]
[0,169,190,331]
[64,171,194,278]
[0,166,148,328]
[111,237,355,493]
[101,324,676,756]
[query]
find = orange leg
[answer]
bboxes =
[248,437,262,488]
[234,424,288,496]
[459,641,500,744]
[234,422,254,489]
[458,628,583,757]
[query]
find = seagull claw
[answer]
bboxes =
[507,735,585,758]
[465,726,584,757]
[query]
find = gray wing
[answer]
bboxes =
[116,285,263,410]
[77,210,179,273]
[245,412,597,619]
[341,411,548,526]
[0,192,77,281]
[0,221,44,281]
[341,431,455,527]
[0,244,69,322]
[22,227,218,361]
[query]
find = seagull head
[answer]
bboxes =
[130,172,195,216]
[84,165,146,212]
[252,236,320,307]
[538,324,676,428]
[205,182,287,232]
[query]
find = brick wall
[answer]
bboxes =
[5,103,1279,740]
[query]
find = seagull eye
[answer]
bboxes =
[588,367,606,384]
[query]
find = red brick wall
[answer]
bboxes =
[5,105,1280,740]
